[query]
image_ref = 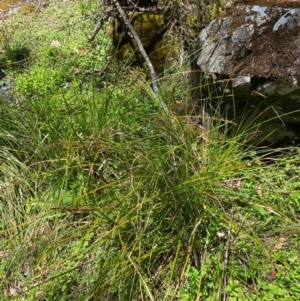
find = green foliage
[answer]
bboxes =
[0,24,30,71]
[16,65,67,96]
[0,1,299,301]
[177,256,224,301]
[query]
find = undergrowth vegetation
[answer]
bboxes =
[0,1,299,300]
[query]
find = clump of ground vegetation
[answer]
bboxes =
[0,1,300,300]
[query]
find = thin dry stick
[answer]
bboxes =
[271,106,285,126]
[89,21,103,41]
[111,0,159,94]
[222,226,231,301]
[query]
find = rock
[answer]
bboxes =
[0,80,13,104]
[194,4,300,145]
[0,2,36,22]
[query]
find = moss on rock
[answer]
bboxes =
[0,1,36,18]
[108,12,170,74]
[18,3,36,14]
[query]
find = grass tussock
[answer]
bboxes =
[0,1,299,301]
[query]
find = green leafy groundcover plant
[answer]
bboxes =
[0,1,299,300]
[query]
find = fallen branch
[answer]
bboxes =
[111,0,159,94]
[89,21,104,42]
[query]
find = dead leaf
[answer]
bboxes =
[225,178,242,189]
[0,251,8,257]
[235,178,242,189]
[50,39,61,48]
[35,290,46,298]
[272,237,285,251]
[267,268,277,280]
[73,68,80,75]
[8,285,18,296]
[257,184,263,198]
[73,47,87,56]
[266,207,280,215]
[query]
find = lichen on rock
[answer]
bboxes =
[194,3,300,145]
[0,1,36,21]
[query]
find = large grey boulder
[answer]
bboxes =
[195,4,300,145]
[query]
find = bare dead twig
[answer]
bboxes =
[222,225,231,301]
[271,106,285,126]
[89,21,104,42]
[111,0,159,95]
[35,0,42,13]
